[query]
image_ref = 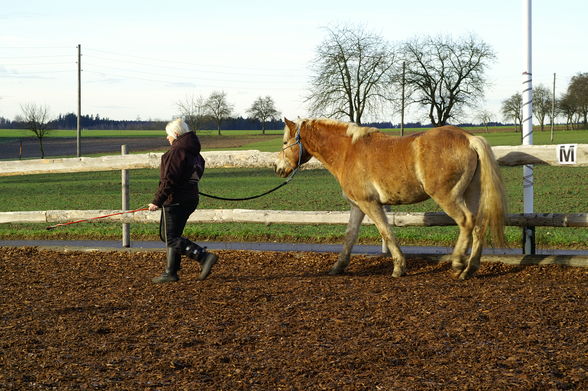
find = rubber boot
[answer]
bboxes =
[184,243,218,280]
[152,247,181,283]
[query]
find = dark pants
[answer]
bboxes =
[159,197,199,252]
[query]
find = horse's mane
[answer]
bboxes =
[297,118,379,144]
[346,123,379,144]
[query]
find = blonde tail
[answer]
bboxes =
[469,136,507,247]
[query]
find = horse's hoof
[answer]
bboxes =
[392,269,406,278]
[328,267,344,275]
[458,267,477,280]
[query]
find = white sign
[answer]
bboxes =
[556,144,578,165]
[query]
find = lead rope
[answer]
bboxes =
[198,129,304,201]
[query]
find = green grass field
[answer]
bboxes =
[1,128,586,249]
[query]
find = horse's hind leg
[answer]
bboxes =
[433,197,475,276]
[329,204,365,275]
[457,181,485,280]
[359,202,406,278]
[458,225,484,280]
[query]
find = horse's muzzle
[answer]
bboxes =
[273,161,291,178]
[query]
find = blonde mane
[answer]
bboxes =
[346,123,378,143]
[286,118,378,144]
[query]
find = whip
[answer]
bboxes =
[46,207,149,230]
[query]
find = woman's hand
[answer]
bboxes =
[148,203,160,211]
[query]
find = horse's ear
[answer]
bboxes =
[284,118,297,137]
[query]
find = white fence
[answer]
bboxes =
[1,145,587,230]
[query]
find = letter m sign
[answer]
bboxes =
[557,144,577,165]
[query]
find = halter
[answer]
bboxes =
[281,122,304,172]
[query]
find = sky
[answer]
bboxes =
[1,0,587,124]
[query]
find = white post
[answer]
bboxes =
[522,0,535,254]
[121,145,130,247]
[76,44,81,157]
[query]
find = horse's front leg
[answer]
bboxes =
[329,204,365,275]
[360,202,406,278]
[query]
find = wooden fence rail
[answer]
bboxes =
[1,209,587,227]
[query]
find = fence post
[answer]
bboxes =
[121,145,130,247]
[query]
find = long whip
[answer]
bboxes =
[46,207,149,230]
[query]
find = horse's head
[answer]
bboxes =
[274,118,312,178]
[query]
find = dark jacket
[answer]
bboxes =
[152,132,205,207]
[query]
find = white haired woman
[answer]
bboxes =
[148,118,218,283]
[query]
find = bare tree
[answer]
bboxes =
[559,91,580,130]
[533,84,551,131]
[306,25,397,125]
[567,72,588,127]
[205,91,233,135]
[402,35,495,126]
[247,96,281,135]
[501,93,523,133]
[176,94,208,132]
[475,110,493,132]
[20,103,51,158]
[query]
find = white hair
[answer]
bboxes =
[165,118,191,139]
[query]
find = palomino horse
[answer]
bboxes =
[275,118,507,279]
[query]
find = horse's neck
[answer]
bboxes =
[302,126,347,171]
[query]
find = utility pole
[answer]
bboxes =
[522,0,535,254]
[77,44,81,157]
[550,72,556,142]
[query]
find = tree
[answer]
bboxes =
[566,72,588,127]
[533,84,552,131]
[20,103,51,158]
[559,91,580,130]
[402,35,495,127]
[306,25,397,125]
[475,110,493,132]
[501,93,523,133]
[176,94,208,132]
[205,91,233,135]
[246,96,281,134]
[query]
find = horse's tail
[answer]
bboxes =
[469,135,507,247]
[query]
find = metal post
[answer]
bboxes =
[121,145,130,247]
[522,0,535,254]
[76,44,81,157]
[400,61,406,137]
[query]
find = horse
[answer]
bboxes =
[274,118,507,279]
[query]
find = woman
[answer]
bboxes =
[149,118,218,283]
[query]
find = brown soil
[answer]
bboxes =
[0,134,279,160]
[1,247,586,390]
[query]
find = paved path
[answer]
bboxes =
[1,240,587,256]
